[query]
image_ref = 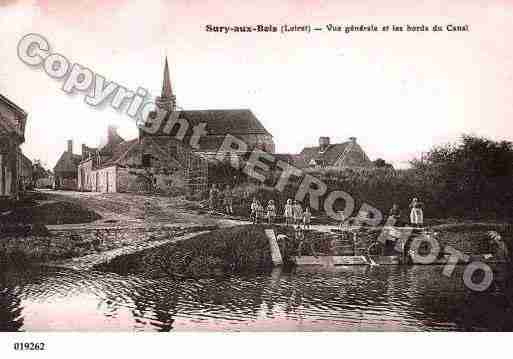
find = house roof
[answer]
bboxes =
[0,93,27,139]
[98,138,139,168]
[273,153,307,168]
[0,94,27,117]
[54,151,82,173]
[99,132,125,155]
[21,153,32,169]
[300,141,371,167]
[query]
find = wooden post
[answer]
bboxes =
[264,229,283,266]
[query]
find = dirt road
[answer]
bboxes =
[41,190,247,229]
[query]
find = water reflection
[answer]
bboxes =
[0,264,512,331]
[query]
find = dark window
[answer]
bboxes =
[142,154,152,168]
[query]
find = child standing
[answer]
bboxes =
[266,200,276,224]
[409,197,424,227]
[293,200,303,227]
[284,199,294,226]
[256,200,264,224]
[208,184,218,214]
[303,207,312,229]
[223,185,234,215]
[250,198,259,224]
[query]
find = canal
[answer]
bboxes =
[1,264,513,331]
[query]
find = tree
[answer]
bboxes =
[373,158,394,169]
[32,160,49,187]
[410,135,513,218]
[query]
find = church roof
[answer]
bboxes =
[142,109,271,152]
[180,109,270,136]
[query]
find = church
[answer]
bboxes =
[77,58,275,195]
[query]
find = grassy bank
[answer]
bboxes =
[0,193,101,228]
[97,224,302,278]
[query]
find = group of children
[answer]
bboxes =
[388,197,425,227]
[208,184,234,215]
[250,197,312,227]
[209,183,425,229]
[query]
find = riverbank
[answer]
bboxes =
[0,190,244,268]
[2,190,512,274]
[96,224,296,278]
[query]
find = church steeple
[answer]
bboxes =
[156,56,176,112]
[161,57,173,99]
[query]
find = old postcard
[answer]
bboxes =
[1,0,512,356]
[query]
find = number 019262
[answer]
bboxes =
[13,342,45,351]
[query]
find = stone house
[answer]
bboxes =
[299,136,372,169]
[0,93,28,199]
[54,140,82,190]
[78,126,208,195]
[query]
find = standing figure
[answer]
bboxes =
[293,200,303,227]
[266,200,276,225]
[296,226,317,258]
[256,200,264,224]
[389,203,402,225]
[284,199,294,226]
[409,197,424,227]
[250,198,260,224]
[223,185,234,215]
[208,184,218,213]
[303,207,312,229]
[338,210,346,229]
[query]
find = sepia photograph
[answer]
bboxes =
[1,0,513,356]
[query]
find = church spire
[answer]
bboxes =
[155,56,176,112]
[161,56,173,99]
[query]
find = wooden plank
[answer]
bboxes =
[291,256,369,266]
[264,229,283,266]
[333,256,369,265]
[371,255,401,265]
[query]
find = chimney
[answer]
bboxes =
[67,139,73,153]
[107,125,118,144]
[319,136,330,151]
[82,144,87,158]
[349,137,357,144]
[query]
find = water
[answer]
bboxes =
[1,264,513,331]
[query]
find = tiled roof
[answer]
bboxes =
[54,151,82,173]
[147,109,271,136]
[0,93,27,139]
[99,133,125,155]
[300,141,371,167]
[273,153,307,168]
[98,138,139,168]
[0,94,27,117]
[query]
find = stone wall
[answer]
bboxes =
[91,166,118,193]
[78,159,93,191]
[56,176,77,190]
[0,140,20,197]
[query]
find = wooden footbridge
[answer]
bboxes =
[263,226,504,267]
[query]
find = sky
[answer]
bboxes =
[0,0,512,169]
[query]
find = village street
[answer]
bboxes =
[41,189,246,230]
[19,189,251,271]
